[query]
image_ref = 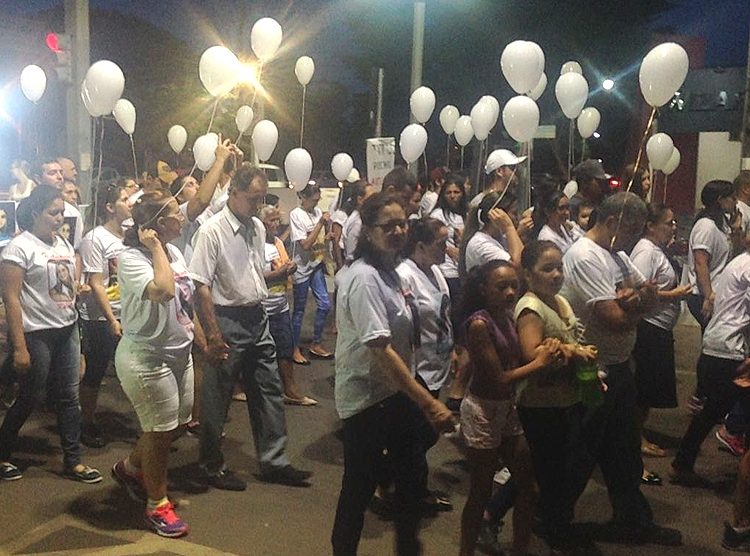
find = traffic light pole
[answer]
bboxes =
[64,0,91,201]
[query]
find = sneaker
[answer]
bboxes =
[112,460,147,501]
[145,501,188,538]
[81,423,106,449]
[476,520,503,555]
[205,468,246,491]
[64,465,103,484]
[723,521,750,551]
[717,425,746,457]
[0,462,22,481]
[258,464,312,487]
[687,394,706,415]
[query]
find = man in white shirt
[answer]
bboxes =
[33,159,83,250]
[469,149,526,208]
[190,163,311,492]
[561,192,681,546]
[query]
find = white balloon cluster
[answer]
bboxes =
[639,43,689,108]
[331,153,354,182]
[500,40,545,95]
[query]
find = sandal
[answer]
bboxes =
[641,471,663,486]
[283,395,318,406]
[293,356,311,366]
[641,442,667,457]
[308,348,334,360]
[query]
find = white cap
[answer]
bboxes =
[484,149,527,174]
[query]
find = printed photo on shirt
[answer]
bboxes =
[0,202,17,246]
[173,272,194,327]
[59,216,77,244]
[106,256,120,301]
[47,258,76,303]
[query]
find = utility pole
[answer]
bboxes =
[409,1,425,122]
[375,68,384,138]
[64,0,91,200]
[741,23,750,170]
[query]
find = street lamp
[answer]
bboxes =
[602,78,615,91]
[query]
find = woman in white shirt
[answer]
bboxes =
[8,160,35,201]
[289,184,333,364]
[0,185,101,484]
[332,193,453,555]
[77,181,131,448]
[111,190,200,538]
[429,173,467,301]
[535,191,582,255]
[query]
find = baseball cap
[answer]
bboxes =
[484,149,528,174]
[573,159,608,180]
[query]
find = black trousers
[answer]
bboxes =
[570,361,653,526]
[674,354,750,470]
[332,393,424,556]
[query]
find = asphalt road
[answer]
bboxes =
[0,310,740,556]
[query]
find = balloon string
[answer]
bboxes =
[446,136,450,169]
[626,106,657,193]
[663,174,668,204]
[300,85,306,147]
[526,142,532,209]
[97,117,105,184]
[460,146,464,170]
[251,62,264,108]
[423,150,429,183]
[129,134,138,178]
[236,130,244,144]
[567,120,574,181]
[206,97,220,134]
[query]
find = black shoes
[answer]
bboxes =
[258,465,312,487]
[206,468,247,491]
[723,521,750,551]
[80,423,106,449]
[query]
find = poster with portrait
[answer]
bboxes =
[59,216,77,246]
[47,257,76,304]
[0,201,17,247]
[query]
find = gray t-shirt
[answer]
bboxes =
[290,206,326,283]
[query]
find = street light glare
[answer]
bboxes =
[593,131,601,138]
[602,78,615,91]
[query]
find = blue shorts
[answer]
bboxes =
[268,310,294,360]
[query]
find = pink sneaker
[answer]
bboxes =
[716,425,746,457]
[145,501,188,538]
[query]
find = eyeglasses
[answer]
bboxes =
[374,219,408,234]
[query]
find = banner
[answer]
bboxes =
[366,137,395,190]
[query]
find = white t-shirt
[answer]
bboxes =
[684,217,732,295]
[262,238,291,316]
[430,208,464,279]
[538,223,576,254]
[342,210,362,263]
[335,259,414,419]
[465,231,510,272]
[561,236,646,366]
[78,226,126,321]
[469,192,485,208]
[396,259,454,392]
[630,237,680,331]
[420,190,438,218]
[702,252,750,361]
[171,201,214,265]
[189,207,268,307]
[1,231,78,331]
[289,206,326,283]
[738,199,750,234]
[118,243,195,353]
[332,209,348,250]
[63,201,83,250]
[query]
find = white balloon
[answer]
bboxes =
[235,105,254,134]
[168,125,187,154]
[529,42,545,76]
[501,40,544,94]
[113,98,136,135]
[528,72,547,101]
[480,95,501,130]
[560,61,583,75]
[20,65,46,103]
[80,81,97,117]
[454,115,474,147]
[347,168,360,183]
[193,133,220,171]
[295,56,315,86]
[470,100,494,141]
[646,133,675,171]
[555,72,589,119]
[439,105,460,135]
[331,153,354,182]
[251,17,283,63]
[410,86,436,124]
[576,107,601,139]
[399,124,428,164]
[85,60,125,116]
[502,95,539,143]
[199,46,240,97]
[252,120,279,162]
[562,180,579,199]
[285,148,313,188]
[663,147,681,176]
[639,42,689,108]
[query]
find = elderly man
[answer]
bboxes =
[560,192,681,547]
[57,157,78,184]
[190,162,311,491]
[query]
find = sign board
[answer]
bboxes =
[534,125,556,139]
[317,187,342,213]
[366,137,395,190]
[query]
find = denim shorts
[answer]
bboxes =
[115,337,194,433]
[268,310,294,360]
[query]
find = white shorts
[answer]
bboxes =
[115,337,194,433]
[460,392,523,449]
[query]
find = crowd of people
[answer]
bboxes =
[0,141,749,555]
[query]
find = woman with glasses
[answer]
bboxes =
[77,181,131,448]
[332,193,453,555]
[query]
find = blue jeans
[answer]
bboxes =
[80,319,120,388]
[199,305,289,474]
[292,264,330,346]
[0,324,82,469]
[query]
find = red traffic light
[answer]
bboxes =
[609,178,622,190]
[46,32,62,53]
